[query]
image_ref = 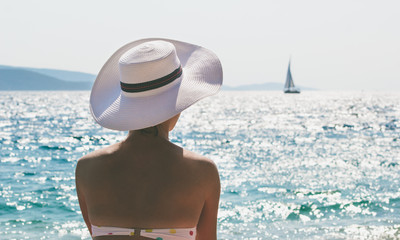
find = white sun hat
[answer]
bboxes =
[90,38,223,131]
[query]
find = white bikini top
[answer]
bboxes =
[91,225,196,240]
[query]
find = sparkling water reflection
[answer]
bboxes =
[0,91,399,239]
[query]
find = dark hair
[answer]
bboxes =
[138,126,158,136]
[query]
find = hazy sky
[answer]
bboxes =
[1,0,399,90]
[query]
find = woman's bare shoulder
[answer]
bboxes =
[182,149,220,201]
[75,144,119,174]
[79,143,119,161]
[183,148,215,164]
[182,149,219,180]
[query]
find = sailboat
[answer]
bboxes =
[284,59,300,94]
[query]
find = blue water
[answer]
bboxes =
[1,91,399,239]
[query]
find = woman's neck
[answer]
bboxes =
[126,125,169,142]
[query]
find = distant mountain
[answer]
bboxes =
[0,65,95,90]
[222,82,316,91]
[25,68,95,83]
[0,65,96,82]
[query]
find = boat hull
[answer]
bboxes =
[284,89,301,94]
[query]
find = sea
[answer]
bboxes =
[0,91,399,240]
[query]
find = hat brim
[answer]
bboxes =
[90,38,223,131]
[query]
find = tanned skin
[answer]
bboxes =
[75,114,220,240]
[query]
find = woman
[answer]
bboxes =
[75,38,223,240]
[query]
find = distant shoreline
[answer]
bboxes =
[0,65,317,91]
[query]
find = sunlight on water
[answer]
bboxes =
[0,91,400,239]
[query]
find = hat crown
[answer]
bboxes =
[119,41,181,84]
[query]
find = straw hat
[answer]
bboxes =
[90,38,223,131]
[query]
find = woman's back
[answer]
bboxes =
[76,133,220,239]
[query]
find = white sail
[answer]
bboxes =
[284,59,300,93]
